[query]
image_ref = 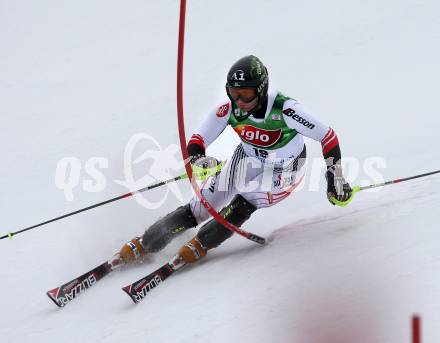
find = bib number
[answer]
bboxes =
[253,148,268,159]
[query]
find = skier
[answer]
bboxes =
[116,55,353,270]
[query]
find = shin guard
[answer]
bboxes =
[142,204,198,253]
[197,195,257,250]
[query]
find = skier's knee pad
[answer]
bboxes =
[197,195,257,250]
[142,204,197,253]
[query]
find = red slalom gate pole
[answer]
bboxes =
[175,0,265,245]
[412,315,421,343]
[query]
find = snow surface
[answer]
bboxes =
[1,0,439,342]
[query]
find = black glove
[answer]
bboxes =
[191,155,219,169]
[325,164,352,205]
[189,153,205,165]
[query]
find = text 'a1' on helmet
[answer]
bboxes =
[225,55,269,110]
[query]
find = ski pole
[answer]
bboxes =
[330,169,440,206]
[0,163,223,240]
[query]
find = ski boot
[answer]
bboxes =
[168,195,256,271]
[108,237,147,269]
[169,236,207,271]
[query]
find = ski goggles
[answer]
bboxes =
[227,87,257,103]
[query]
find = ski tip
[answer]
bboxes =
[121,285,131,294]
[46,287,59,300]
[46,288,62,308]
[121,285,139,304]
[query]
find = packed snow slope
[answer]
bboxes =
[1,0,439,342]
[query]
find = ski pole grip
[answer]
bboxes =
[330,185,361,207]
[191,162,224,181]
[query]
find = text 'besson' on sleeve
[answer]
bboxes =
[282,100,329,142]
[282,99,341,164]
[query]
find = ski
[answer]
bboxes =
[46,256,121,307]
[122,263,176,304]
